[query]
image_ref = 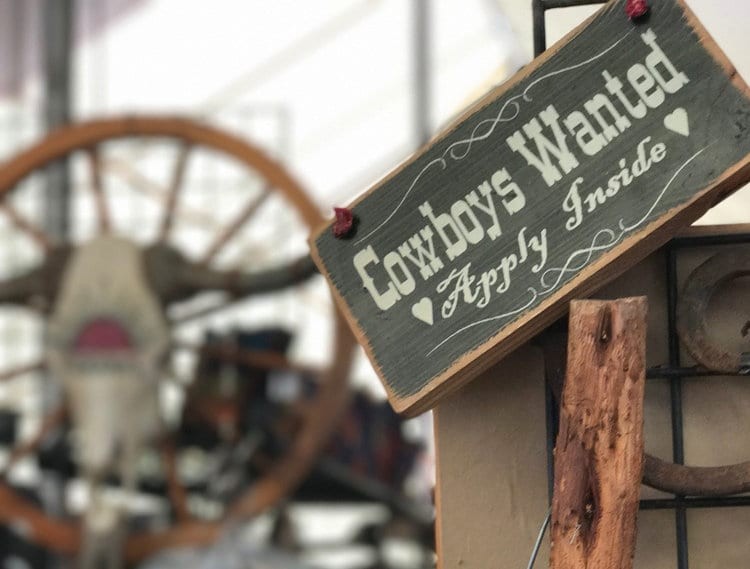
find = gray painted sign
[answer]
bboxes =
[311,0,750,415]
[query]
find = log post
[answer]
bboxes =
[550,297,647,569]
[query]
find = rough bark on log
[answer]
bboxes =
[550,297,647,569]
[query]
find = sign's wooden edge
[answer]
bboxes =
[309,0,750,416]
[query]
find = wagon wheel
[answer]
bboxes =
[0,116,356,563]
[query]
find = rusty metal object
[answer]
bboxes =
[643,455,750,496]
[676,249,750,373]
[538,325,750,498]
[0,115,356,562]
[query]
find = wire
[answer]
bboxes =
[526,507,551,569]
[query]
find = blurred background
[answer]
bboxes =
[0,1,747,568]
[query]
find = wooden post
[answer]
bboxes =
[550,297,647,569]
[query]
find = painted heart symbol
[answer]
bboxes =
[664,107,690,137]
[411,297,434,326]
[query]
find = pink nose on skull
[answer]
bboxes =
[73,318,134,354]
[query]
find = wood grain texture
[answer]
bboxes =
[310,0,750,416]
[550,298,646,569]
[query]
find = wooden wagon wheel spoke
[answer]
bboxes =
[125,522,220,564]
[159,437,191,523]
[0,483,81,555]
[104,156,221,232]
[1,403,66,479]
[0,201,54,253]
[85,146,111,234]
[157,143,192,242]
[200,190,270,265]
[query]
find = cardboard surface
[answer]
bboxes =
[311,0,750,415]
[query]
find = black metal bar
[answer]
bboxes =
[647,366,750,379]
[534,0,555,509]
[671,232,750,248]
[41,0,74,527]
[666,244,690,569]
[43,0,73,241]
[544,375,557,503]
[533,0,547,56]
[641,496,750,510]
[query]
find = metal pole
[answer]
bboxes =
[43,0,73,241]
[413,0,431,147]
[40,0,74,527]
[532,0,546,57]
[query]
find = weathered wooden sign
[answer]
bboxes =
[311,0,750,415]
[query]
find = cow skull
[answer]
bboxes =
[46,236,170,568]
[0,229,317,565]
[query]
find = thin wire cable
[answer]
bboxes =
[527,507,551,569]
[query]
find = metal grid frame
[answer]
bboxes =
[534,1,750,567]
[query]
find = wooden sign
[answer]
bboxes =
[311,0,750,416]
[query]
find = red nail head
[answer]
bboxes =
[626,0,649,20]
[333,207,355,238]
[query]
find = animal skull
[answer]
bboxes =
[46,236,170,565]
